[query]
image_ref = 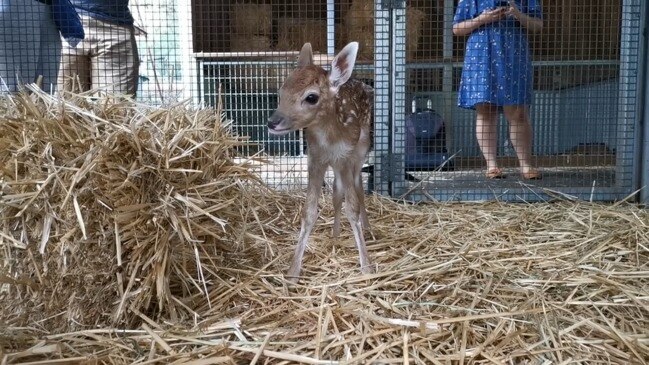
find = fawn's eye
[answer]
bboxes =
[304,93,319,105]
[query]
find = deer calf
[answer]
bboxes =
[267,42,374,281]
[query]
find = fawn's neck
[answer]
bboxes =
[306,97,360,148]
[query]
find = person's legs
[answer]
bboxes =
[58,15,92,94]
[36,3,61,93]
[58,50,91,93]
[475,103,500,175]
[503,105,539,178]
[1,0,59,93]
[91,17,139,96]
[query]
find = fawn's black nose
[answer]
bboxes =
[267,113,284,130]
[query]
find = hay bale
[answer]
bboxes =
[0,88,268,331]
[229,34,272,52]
[345,1,425,61]
[276,18,327,53]
[230,3,271,36]
[335,23,347,51]
[406,7,425,60]
[344,0,374,60]
[346,0,373,26]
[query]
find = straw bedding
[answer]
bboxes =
[1,90,648,364]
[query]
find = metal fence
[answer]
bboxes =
[192,0,645,202]
[392,0,643,202]
[1,0,646,202]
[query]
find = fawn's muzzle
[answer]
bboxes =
[267,113,289,135]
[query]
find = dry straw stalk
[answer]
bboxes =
[1,89,648,364]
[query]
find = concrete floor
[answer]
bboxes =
[237,156,616,192]
[404,166,615,189]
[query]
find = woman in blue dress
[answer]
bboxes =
[454,0,543,179]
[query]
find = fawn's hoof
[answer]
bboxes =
[332,226,341,238]
[285,276,299,285]
[360,264,375,274]
[285,267,301,284]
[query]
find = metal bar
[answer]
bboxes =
[198,61,375,70]
[401,187,631,203]
[405,60,621,70]
[327,0,335,55]
[390,2,407,195]
[373,0,392,194]
[197,59,204,107]
[442,0,456,157]
[616,0,641,193]
[640,0,649,204]
[193,51,301,58]
[177,0,197,104]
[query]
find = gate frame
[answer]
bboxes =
[387,0,647,202]
[372,0,407,195]
[640,0,649,205]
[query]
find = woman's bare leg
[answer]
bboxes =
[503,105,537,176]
[475,103,500,172]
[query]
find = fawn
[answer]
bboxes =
[267,42,374,281]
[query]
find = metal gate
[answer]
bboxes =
[192,0,646,202]
[379,0,645,202]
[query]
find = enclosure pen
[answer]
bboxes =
[0,89,647,364]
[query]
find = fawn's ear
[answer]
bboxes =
[297,43,313,68]
[329,42,358,92]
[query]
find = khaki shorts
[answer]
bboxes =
[58,15,139,96]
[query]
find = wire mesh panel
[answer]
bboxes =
[0,0,193,102]
[191,0,381,190]
[200,58,302,157]
[399,0,643,201]
[132,0,189,104]
[0,0,644,201]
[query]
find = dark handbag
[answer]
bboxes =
[404,109,453,171]
[51,0,85,47]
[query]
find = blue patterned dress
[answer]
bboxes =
[454,0,543,109]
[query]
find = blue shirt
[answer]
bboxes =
[69,0,133,25]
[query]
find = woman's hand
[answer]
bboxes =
[477,7,508,25]
[505,1,543,33]
[453,7,507,36]
[505,1,524,20]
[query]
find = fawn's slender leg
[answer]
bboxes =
[332,176,343,238]
[334,163,369,238]
[339,166,373,274]
[286,159,327,281]
[354,166,371,232]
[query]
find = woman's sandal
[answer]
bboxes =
[521,170,542,180]
[486,168,505,179]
